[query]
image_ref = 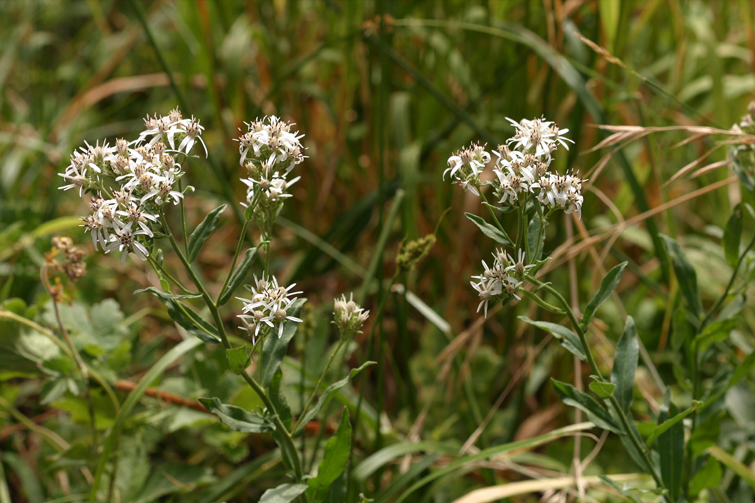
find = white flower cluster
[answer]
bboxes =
[59,109,205,265]
[333,293,370,340]
[446,117,585,218]
[470,249,534,317]
[236,116,305,207]
[236,275,303,343]
[443,142,491,196]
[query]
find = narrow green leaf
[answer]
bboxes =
[269,368,292,430]
[723,205,743,268]
[707,445,755,490]
[187,204,227,263]
[260,298,306,388]
[464,212,513,247]
[307,409,351,503]
[225,346,250,375]
[582,262,627,329]
[259,483,308,503]
[353,442,458,481]
[597,476,642,503]
[657,391,684,502]
[646,401,701,446]
[589,378,616,399]
[133,287,201,300]
[519,316,585,361]
[198,397,274,433]
[217,247,257,306]
[526,213,544,262]
[611,316,638,413]
[134,287,219,343]
[689,413,722,457]
[661,235,702,318]
[694,318,737,352]
[294,362,376,437]
[550,378,621,433]
[730,350,755,388]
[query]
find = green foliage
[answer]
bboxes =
[187,204,227,263]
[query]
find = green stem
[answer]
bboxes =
[524,275,668,498]
[294,338,347,434]
[160,215,303,481]
[218,218,250,301]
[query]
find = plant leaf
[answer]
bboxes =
[526,213,545,262]
[646,401,701,446]
[217,247,257,306]
[269,368,292,430]
[293,361,376,437]
[581,262,627,329]
[519,316,585,361]
[661,235,702,318]
[198,397,274,433]
[307,409,351,503]
[689,457,722,497]
[550,378,621,433]
[723,205,743,268]
[225,346,250,375]
[589,378,616,399]
[657,391,685,502]
[464,212,512,247]
[694,318,737,352]
[259,483,308,503]
[187,204,227,263]
[260,298,306,388]
[611,316,639,413]
[134,287,219,343]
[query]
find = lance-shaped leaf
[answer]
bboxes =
[198,397,274,433]
[589,377,616,399]
[269,368,292,430]
[260,298,306,388]
[217,247,257,306]
[723,205,743,268]
[611,316,639,413]
[187,204,227,263]
[581,262,627,329]
[661,235,702,318]
[657,391,685,502]
[294,362,376,437]
[464,212,513,246]
[307,409,351,503]
[694,318,737,352]
[551,378,621,433]
[527,213,545,262]
[134,288,219,343]
[259,483,308,503]
[646,401,701,446]
[225,346,251,375]
[519,316,585,361]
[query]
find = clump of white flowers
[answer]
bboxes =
[59,108,204,265]
[236,275,303,343]
[445,116,583,316]
[236,116,305,238]
[333,293,370,340]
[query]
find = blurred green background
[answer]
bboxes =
[2,0,755,502]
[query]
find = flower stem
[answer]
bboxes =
[294,338,347,434]
[160,214,304,481]
[147,256,197,295]
[218,217,251,301]
[524,274,668,499]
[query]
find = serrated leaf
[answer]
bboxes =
[661,235,702,318]
[611,316,638,413]
[723,205,743,267]
[589,378,616,399]
[657,391,684,502]
[225,346,251,375]
[260,298,306,388]
[582,262,627,329]
[464,212,512,246]
[217,247,257,306]
[550,378,621,433]
[307,409,351,503]
[187,204,227,262]
[259,483,308,503]
[294,362,376,437]
[198,397,274,433]
[519,316,586,361]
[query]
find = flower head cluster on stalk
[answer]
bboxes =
[236,275,303,343]
[236,116,305,238]
[59,109,204,265]
[445,116,582,316]
[333,293,370,340]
